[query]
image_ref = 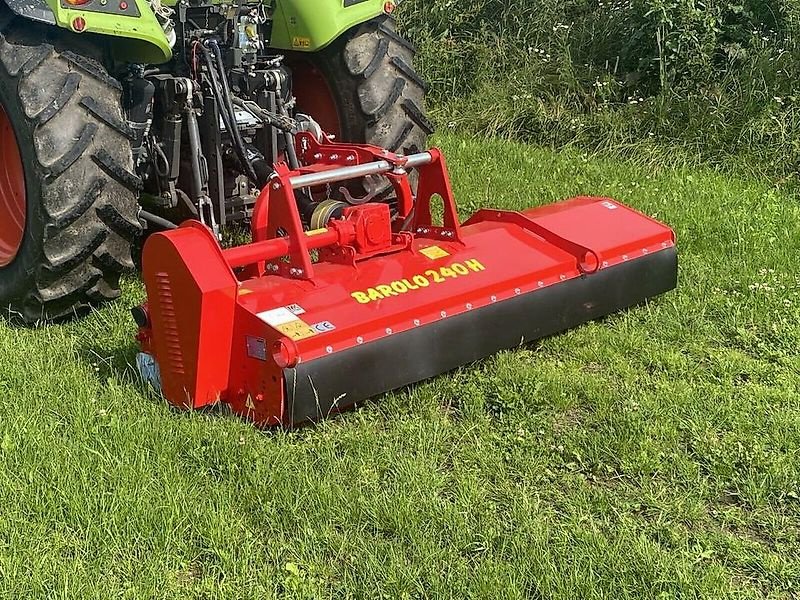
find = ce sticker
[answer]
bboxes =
[312,321,336,333]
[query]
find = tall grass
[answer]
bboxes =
[399,0,800,185]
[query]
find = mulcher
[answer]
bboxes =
[0,0,677,426]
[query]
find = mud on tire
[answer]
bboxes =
[0,14,141,323]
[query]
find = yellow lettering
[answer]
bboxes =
[465,259,486,272]
[351,260,486,304]
[413,275,430,288]
[440,266,458,279]
[376,284,397,297]
[452,263,469,276]
[391,280,409,293]
[426,269,445,283]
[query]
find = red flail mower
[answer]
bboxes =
[134,135,677,427]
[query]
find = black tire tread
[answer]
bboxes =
[96,203,144,240]
[34,71,80,125]
[47,178,106,229]
[80,96,136,139]
[92,148,144,192]
[390,56,429,92]
[0,18,140,323]
[45,122,98,180]
[312,15,432,157]
[357,37,389,79]
[377,21,416,53]
[61,50,122,91]
[365,77,405,121]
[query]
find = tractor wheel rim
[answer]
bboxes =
[289,60,342,140]
[0,104,26,268]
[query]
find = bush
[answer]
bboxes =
[398,0,800,183]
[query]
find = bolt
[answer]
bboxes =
[330,154,339,161]
[272,182,280,190]
[346,155,356,162]
[313,153,322,160]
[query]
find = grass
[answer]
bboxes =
[400,0,800,188]
[1,133,799,598]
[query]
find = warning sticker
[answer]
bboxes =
[275,321,318,341]
[286,303,306,315]
[312,321,336,333]
[420,245,450,260]
[257,307,317,341]
[292,36,311,48]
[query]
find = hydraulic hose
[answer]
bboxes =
[198,41,259,185]
[197,43,235,140]
[139,210,178,230]
[209,41,261,184]
[275,94,300,170]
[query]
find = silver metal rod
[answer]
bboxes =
[404,152,434,169]
[289,151,433,189]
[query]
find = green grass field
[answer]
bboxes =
[0,134,798,599]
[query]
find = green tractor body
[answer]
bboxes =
[6,0,389,63]
[0,0,431,322]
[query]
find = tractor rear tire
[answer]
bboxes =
[291,15,434,157]
[0,18,141,323]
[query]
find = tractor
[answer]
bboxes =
[0,0,429,322]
